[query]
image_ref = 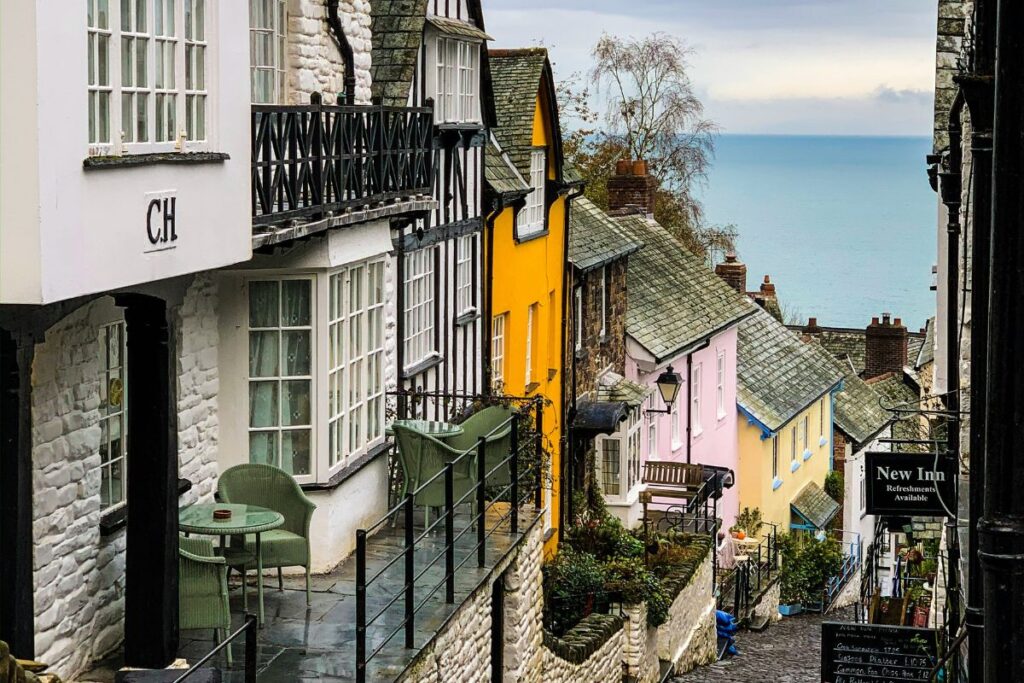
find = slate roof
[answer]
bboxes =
[866,371,924,446]
[787,324,928,376]
[597,372,652,408]
[615,214,755,362]
[737,307,844,433]
[425,16,491,40]
[369,0,430,108]
[484,136,530,198]
[488,49,548,178]
[916,317,935,368]
[829,357,891,445]
[568,197,643,273]
[791,481,841,530]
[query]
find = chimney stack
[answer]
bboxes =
[864,312,908,379]
[714,252,747,293]
[607,159,657,218]
[803,317,821,335]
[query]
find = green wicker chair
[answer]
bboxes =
[217,464,317,605]
[445,405,516,487]
[392,424,477,526]
[179,535,232,666]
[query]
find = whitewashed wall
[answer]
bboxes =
[288,0,373,105]
[30,275,220,680]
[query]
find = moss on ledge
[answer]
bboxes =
[542,612,624,664]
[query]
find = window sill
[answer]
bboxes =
[300,441,391,492]
[670,440,684,452]
[436,122,485,132]
[803,449,813,461]
[772,477,783,491]
[525,381,541,394]
[455,309,480,327]
[790,460,801,473]
[692,428,703,440]
[717,411,727,422]
[402,353,444,379]
[515,227,549,244]
[83,151,230,171]
[819,436,828,447]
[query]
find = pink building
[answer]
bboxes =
[596,207,754,531]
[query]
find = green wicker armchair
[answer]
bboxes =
[179,535,232,666]
[217,464,317,605]
[392,424,477,526]
[445,405,516,487]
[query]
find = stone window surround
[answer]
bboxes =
[86,0,215,157]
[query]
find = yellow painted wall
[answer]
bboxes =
[489,88,566,559]
[737,396,833,532]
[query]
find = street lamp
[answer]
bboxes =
[646,365,682,414]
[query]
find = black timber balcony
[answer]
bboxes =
[251,94,434,247]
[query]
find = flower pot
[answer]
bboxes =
[778,603,803,616]
[912,605,929,628]
[615,159,632,175]
[632,159,648,176]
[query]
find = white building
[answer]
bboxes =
[0,0,435,678]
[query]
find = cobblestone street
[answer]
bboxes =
[674,613,837,683]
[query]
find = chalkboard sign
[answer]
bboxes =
[821,622,938,683]
[864,451,956,517]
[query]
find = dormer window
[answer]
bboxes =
[434,36,479,123]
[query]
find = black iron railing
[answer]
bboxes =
[715,523,779,617]
[652,485,720,584]
[251,94,434,226]
[354,398,544,683]
[171,614,258,682]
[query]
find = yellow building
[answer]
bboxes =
[736,308,844,532]
[485,48,575,556]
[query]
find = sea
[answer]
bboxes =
[698,134,936,331]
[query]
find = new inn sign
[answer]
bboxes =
[864,451,956,517]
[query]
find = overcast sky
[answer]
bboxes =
[481,0,938,136]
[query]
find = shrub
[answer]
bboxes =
[778,533,844,605]
[543,548,607,637]
[603,556,670,627]
[732,507,764,537]
[824,471,844,503]
[564,513,643,561]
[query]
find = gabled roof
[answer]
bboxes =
[738,308,844,433]
[792,482,841,530]
[369,0,430,108]
[916,316,935,368]
[829,355,892,445]
[484,135,530,199]
[597,371,651,408]
[614,214,755,362]
[488,48,562,181]
[568,197,643,273]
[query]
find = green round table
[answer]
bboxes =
[385,419,464,438]
[179,503,283,626]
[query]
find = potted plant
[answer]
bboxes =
[734,507,764,539]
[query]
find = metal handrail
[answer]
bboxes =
[354,397,544,683]
[171,614,258,683]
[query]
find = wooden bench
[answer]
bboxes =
[641,461,705,499]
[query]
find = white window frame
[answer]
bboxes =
[820,397,826,436]
[491,313,506,391]
[600,266,608,337]
[646,399,657,457]
[88,0,213,156]
[716,349,727,420]
[518,150,546,237]
[801,415,809,452]
[859,464,867,515]
[691,363,702,436]
[247,277,315,483]
[434,35,479,123]
[772,436,779,480]
[403,248,437,370]
[326,260,387,476]
[790,425,797,463]
[456,234,475,315]
[671,392,682,447]
[99,320,128,515]
[525,303,536,387]
[597,407,643,502]
[249,0,287,104]
[574,286,582,352]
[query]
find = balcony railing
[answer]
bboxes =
[251,93,434,227]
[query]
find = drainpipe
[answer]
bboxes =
[325,0,357,105]
[562,184,585,526]
[957,3,996,677]
[981,2,1024,680]
[937,88,964,683]
[680,340,709,465]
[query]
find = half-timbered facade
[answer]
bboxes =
[370,0,491,413]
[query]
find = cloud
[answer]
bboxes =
[480,0,938,135]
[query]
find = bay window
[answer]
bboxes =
[598,408,642,501]
[435,36,479,123]
[403,248,436,369]
[247,258,388,483]
[518,150,546,237]
[87,0,210,154]
[250,0,286,103]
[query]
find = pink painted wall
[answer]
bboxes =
[627,325,741,530]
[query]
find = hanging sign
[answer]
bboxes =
[864,451,956,517]
[821,621,938,683]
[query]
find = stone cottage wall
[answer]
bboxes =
[288,0,373,105]
[656,550,717,676]
[540,618,625,683]
[622,603,659,683]
[30,275,221,680]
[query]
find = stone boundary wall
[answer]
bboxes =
[829,569,862,611]
[749,576,782,625]
[540,619,625,683]
[656,550,717,676]
[622,603,659,683]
